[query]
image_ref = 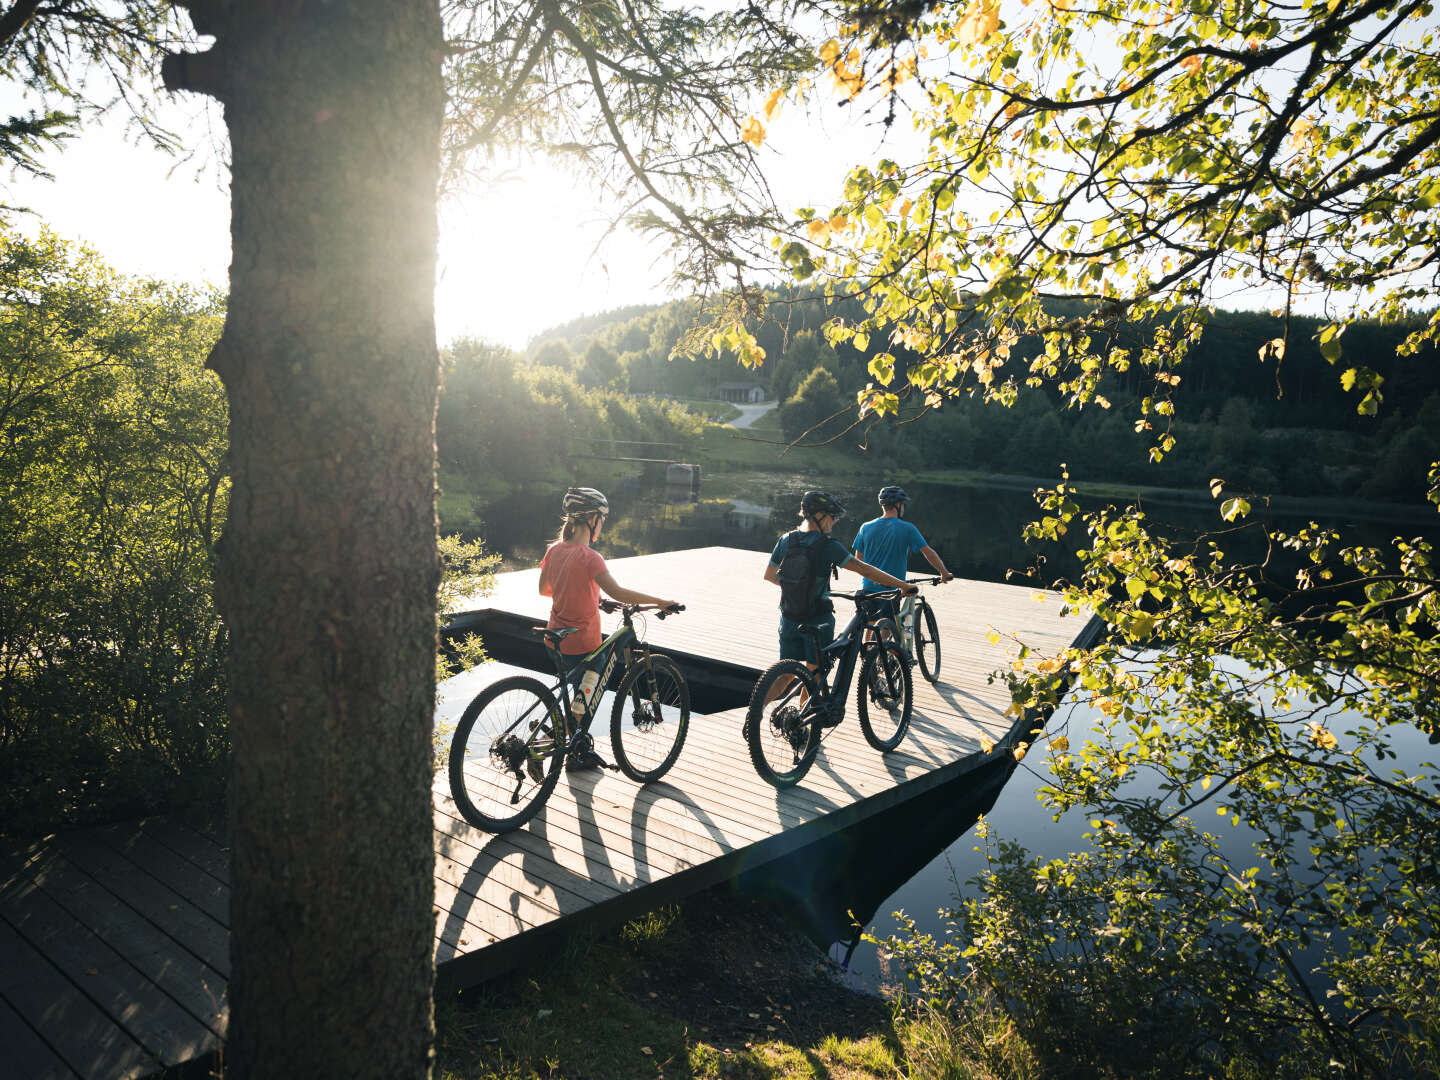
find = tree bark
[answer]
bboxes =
[166,4,443,1076]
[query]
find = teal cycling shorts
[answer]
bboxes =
[777,612,835,664]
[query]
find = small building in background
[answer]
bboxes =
[717,381,767,403]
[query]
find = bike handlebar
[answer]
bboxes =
[597,599,685,618]
[907,576,944,585]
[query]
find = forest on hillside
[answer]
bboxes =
[521,291,1440,504]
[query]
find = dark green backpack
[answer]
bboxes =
[777,530,833,620]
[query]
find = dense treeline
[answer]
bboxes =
[434,336,707,535]
[530,291,1440,503]
[0,231,229,836]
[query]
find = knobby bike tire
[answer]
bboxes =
[856,640,914,751]
[914,599,941,683]
[448,675,566,833]
[745,660,823,788]
[610,655,690,783]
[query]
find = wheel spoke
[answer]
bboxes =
[448,676,565,832]
[746,661,821,787]
[611,657,689,783]
[857,642,913,751]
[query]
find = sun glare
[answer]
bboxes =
[436,163,675,350]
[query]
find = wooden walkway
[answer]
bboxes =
[1,546,1098,1079]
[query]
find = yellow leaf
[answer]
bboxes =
[762,87,785,122]
[1050,734,1070,752]
[1181,54,1203,74]
[979,736,996,754]
[829,213,850,233]
[955,0,1001,46]
[805,218,831,243]
[1012,741,1029,761]
[1258,337,1285,362]
[1286,116,1316,150]
[818,39,840,64]
[741,115,766,148]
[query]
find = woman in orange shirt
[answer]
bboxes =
[538,486,680,770]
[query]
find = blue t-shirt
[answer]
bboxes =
[853,516,927,592]
[769,530,852,615]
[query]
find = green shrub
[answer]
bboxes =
[0,230,228,837]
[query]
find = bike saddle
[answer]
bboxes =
[535,626,581,647]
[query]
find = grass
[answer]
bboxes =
[693,420,876,477]
[170,891,1054,1080]
[433,892,913,1080]
[428,884,1070,1080]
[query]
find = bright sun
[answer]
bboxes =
[435,162,675,349]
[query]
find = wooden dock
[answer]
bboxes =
[2,546,1099,1078]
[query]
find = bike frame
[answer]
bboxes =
[539,603,660,735]
[803,590,902,725]
[906,577,942,650]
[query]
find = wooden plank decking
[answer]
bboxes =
[1,546,1098,1079]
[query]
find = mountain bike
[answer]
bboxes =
[903,576,943,683]
[744,589,913,788]
[447,600,688,833]
[859,576,943,684]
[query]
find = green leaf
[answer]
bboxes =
[1318,324,1344,364]
[1220,497,1250,522]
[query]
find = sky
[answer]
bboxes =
[3,77,894,351]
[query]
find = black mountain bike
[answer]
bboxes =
[744,589,913,788]
[447,600,688,833]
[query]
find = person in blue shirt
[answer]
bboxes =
[853,486,952,651]
[764,490,915,669]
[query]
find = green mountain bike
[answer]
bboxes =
[447,600,688,833]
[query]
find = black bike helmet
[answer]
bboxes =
[800,490,846,520]
[562,486,609,518]
[878,485,910,506]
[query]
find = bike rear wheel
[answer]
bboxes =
[857,640,913,751]
[447,676,566,833]
[610,655,690,783]
[914,599,941,683]
[745,660,822,787]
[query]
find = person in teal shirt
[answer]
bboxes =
[853,486,952,652]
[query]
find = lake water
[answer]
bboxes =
[825,687,1440,991]
[464,468,1437,596]
[460,465,1440,992]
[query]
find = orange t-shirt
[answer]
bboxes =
[540,542,608,654]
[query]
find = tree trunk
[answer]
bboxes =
[165,5,443,1076]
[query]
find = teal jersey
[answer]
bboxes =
[853,516,926,591]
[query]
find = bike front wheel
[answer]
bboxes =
[745,660,822,787]
[857,641,913,751]
[610,655,690,783]
[913,599,941,683]
[448,676,566,833]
